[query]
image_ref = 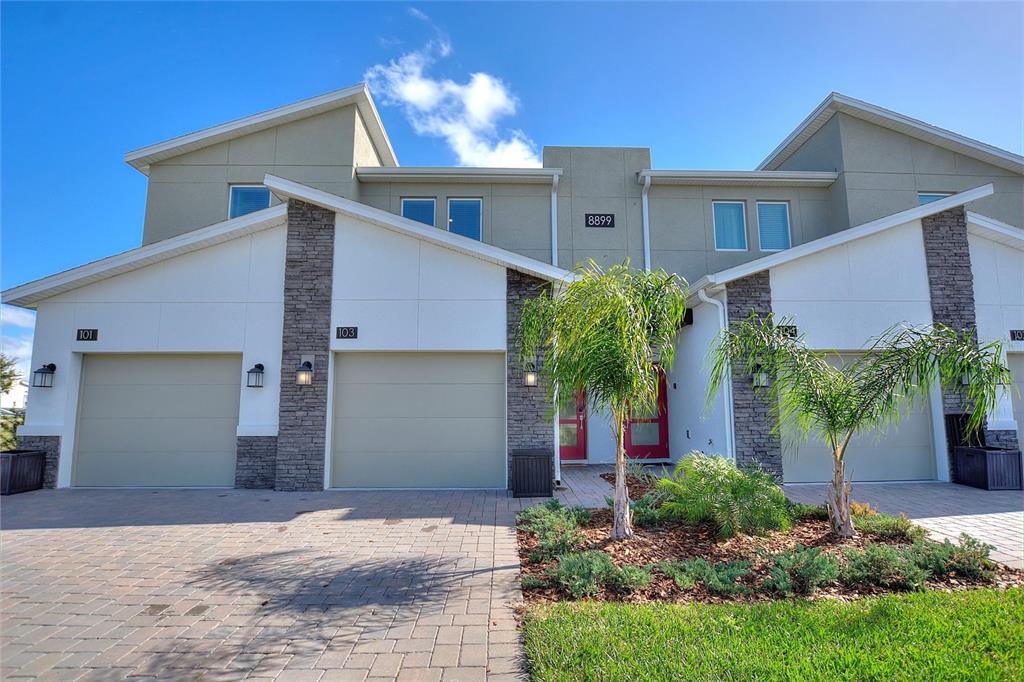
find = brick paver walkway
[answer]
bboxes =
[2,488,541,681]
[785,482,1024,568]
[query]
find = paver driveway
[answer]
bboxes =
[1,488,533,681]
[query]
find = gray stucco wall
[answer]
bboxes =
[274,199,335,491]
[142,105,372,244]
[725,272,782,478]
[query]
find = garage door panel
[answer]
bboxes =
[78,385,241,420]
[335,417,505,453]
[1009,354,1023,444]
[74,354,240,487]
[334,383,504,419]
[333,450,505,489]
[73,450,236,488]
[332,353,506,488]
[82,355,241,385]
[336,353,505,384]
[782,353,935,483]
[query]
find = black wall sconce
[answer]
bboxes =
[32,363,56,388]
[246,363,265,388]
[523,365,538,387]
[295,360,314,385]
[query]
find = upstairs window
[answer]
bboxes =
[229,185,271,218]
[756,202,792,251]
[712,201,747,251]
[918,192,953,205]
[448,198,482,240]
[401,198,436,226]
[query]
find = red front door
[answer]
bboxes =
[559,389,588,461]
[625,372,670,459]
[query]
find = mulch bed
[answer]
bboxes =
[599,472,659,500]
[517,508,1024,605]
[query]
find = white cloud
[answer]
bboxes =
[365,39,541,167]
[1,305,36,330]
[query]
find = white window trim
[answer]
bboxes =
[400,197,437,227]
[755,200,792,252]
[446,197,483,238]
[712,200,748,251]
[228,184,271,218]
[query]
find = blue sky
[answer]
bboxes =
[2,1,1022,377]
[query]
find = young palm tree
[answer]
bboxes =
[708,314,1011,537]
[519,261,688,540]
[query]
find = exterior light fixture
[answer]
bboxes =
[246,363,265,388]
[295,360,314,386]
[523,368,538,387]
[32,363,56,388]
[751,358,768,388]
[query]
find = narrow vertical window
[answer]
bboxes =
[401,198,436,226]
[756,202,791,251]
[447,198,482,240]
[229,185,271,218]
[712,201,747,251]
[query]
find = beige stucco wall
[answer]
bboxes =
[142,105,371,243]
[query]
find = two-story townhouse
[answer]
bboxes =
[5,84,1022,492]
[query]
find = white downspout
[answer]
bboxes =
[698,288,735,460]
[550,174,562,487]
[640,174,652,271]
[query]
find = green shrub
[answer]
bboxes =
[786,500,830,521]
[547,551,650,598]
[657,558,751,596]
[854,512,927,542]
[630,494,673,527]
[657,452,790,538]
[909,534,995,581]
[840,543,930,591]
[521,575,551,590]
[518,499,590,534]
[518,499,587,563]
[762,545,839,596]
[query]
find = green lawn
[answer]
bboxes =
[523,589,1024,681]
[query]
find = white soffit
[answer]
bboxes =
[758,93,1024,174]
[124,83,397,174]
[639,170,837,187]
[967,211,1024,252]
[695,184,995,293]
[1,205,288,308]
[357,167,562,184]
[263,174,572,283]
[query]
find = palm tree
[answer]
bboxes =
[708,314,1011,537]
[519,261,688,539]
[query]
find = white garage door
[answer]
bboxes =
[782,354,935,483]
[331,353,506,488]
[73,354,241,487]
[1009,353,1024,445]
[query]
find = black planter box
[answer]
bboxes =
[510,448,553,498]
[953,446,1022,491]
[0,449,46,495]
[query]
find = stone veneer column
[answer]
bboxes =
[274,199,335,491]
[235,436,277,489]
[16,435,61,488]
[506,270,555,487]
[921,206,1019,455]
[725,271,783,477]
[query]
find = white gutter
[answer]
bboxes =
[640,174,652,271]
[550,174,560,267]
[551,173,561,487]
[697,288,735,460]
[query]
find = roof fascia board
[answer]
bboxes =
[758,93,1024,173]
[2,204,288,308]
[639,169,837,186]
[704,184,994,288]
[124,84,397,174]
[356,167,563,184]
[263,174,572,283]
[966,211,1024,251]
